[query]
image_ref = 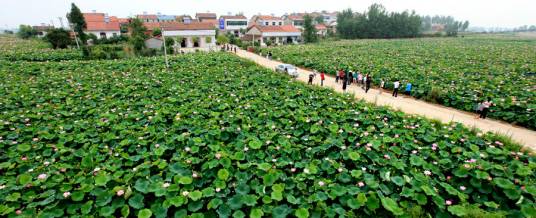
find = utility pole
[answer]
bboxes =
[161,26,169,69]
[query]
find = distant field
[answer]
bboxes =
[261,37,536,129]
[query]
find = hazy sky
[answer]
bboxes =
[1,0,535,29]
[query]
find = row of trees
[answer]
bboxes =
[421,15,469,36]
[512,25,536,32]
[336,4,421,39]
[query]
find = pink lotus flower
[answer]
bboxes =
[464,164,471,168]
[215,153,222,159]
[447,176,452,180]
[318,181,325,186]
[21,156,27,161]
[215,188,221,192]
[412,150,417,154]
[394,134,399,138]
[63,192,71,198]
[182,191,189,196]
[358,182,365,187]
[338,168,343,172]
[16,210,22,215]
[184,147,191,152]
[290,168,296,172]
[424,170,432,176]
[459,186,466,191]
[446,200,452,205]
[384,154,390,160]
[192,173,199,178]
[155,144,160,148]
[37,173,47,180]
[465,159,476,163]
[117,190,125,196]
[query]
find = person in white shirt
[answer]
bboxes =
[379,79,385,94]
[392,80,400,97]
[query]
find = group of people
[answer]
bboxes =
[304,69,494,119]
[223,44,237,53]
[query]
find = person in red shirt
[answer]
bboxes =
[320,72,325,86]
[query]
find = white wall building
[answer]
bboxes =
[220,15,248,36]
[244,25,301,46]
[161,22,217,52]
[250,15,284,27]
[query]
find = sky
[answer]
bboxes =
[1,0,535,29]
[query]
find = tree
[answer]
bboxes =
[164,37,175,54]
[44,28,72,49]
[217,34,229,45]
[314,16,324,24]
[462,21,470,31]
[66,3,87,44]
[17,25,37,39]
[303,15,318,43]
[128,18,148,54]
[152,28,162,36]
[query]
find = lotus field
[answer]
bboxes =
[260,37,536,129]
[0,38,535,218]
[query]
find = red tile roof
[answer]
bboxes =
[83,13,120,31]
[257,15,282,21]
[143,22,162,30]
[118,18,130,24]
[196,13,217,19]
[201,19,219,28]
[160,22,215,31]
[221,15,247,20]
[315,24,327,30]
[137,14,158,20]
[252,25,301,33]
[287,15,304,20]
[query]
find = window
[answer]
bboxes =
[272,22,276,25]
[279,22,283,25]
[226,21,247,26]
[265,22,269,25]
[100,32,107,39]
[112,33,117,37]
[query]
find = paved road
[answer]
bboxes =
[230,48,536,151]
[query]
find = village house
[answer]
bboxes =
[243,25,301,46]
[175,15,193,24]
[83,12,121,39]
[315,24,328,37]
[32,24,53,38]
[219,15,248,36]
[249,15,283,27]
[137,13,158,23]
[156,13,176,22]
[321,12,338,25]
[196,13,219,29]
[145,36,163,49]
[161,22,217,52]
[283,14,305,29]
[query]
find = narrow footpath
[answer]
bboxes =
[230,48,536,150]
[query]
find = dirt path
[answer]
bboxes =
[230,48,536,151]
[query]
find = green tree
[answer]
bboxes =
[128,18,148,54]
[164,37,175,54]
[17,25,37,39]
[462,21,470,31]
[314,16,324,24]
[66,3,87,44]
[217,34,229,45]
[303,15,318,43]
[44,28,72,49]
[152,28,161,36]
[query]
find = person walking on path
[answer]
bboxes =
[362,73,367,90]
[405,82,412,96]
[379,79,385,94]
[308,73,314,85]
[365,74,372,93]
[234,46,237,53]
[342,72,348,92]
[335,69,340,83]
[357,72,363,86]
[393,80,400,97]
[479,98,493,119]
[353,71,358,86]
[347,69,353,85]
[320,71,325,86]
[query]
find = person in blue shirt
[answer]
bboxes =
[405,82,412,96]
